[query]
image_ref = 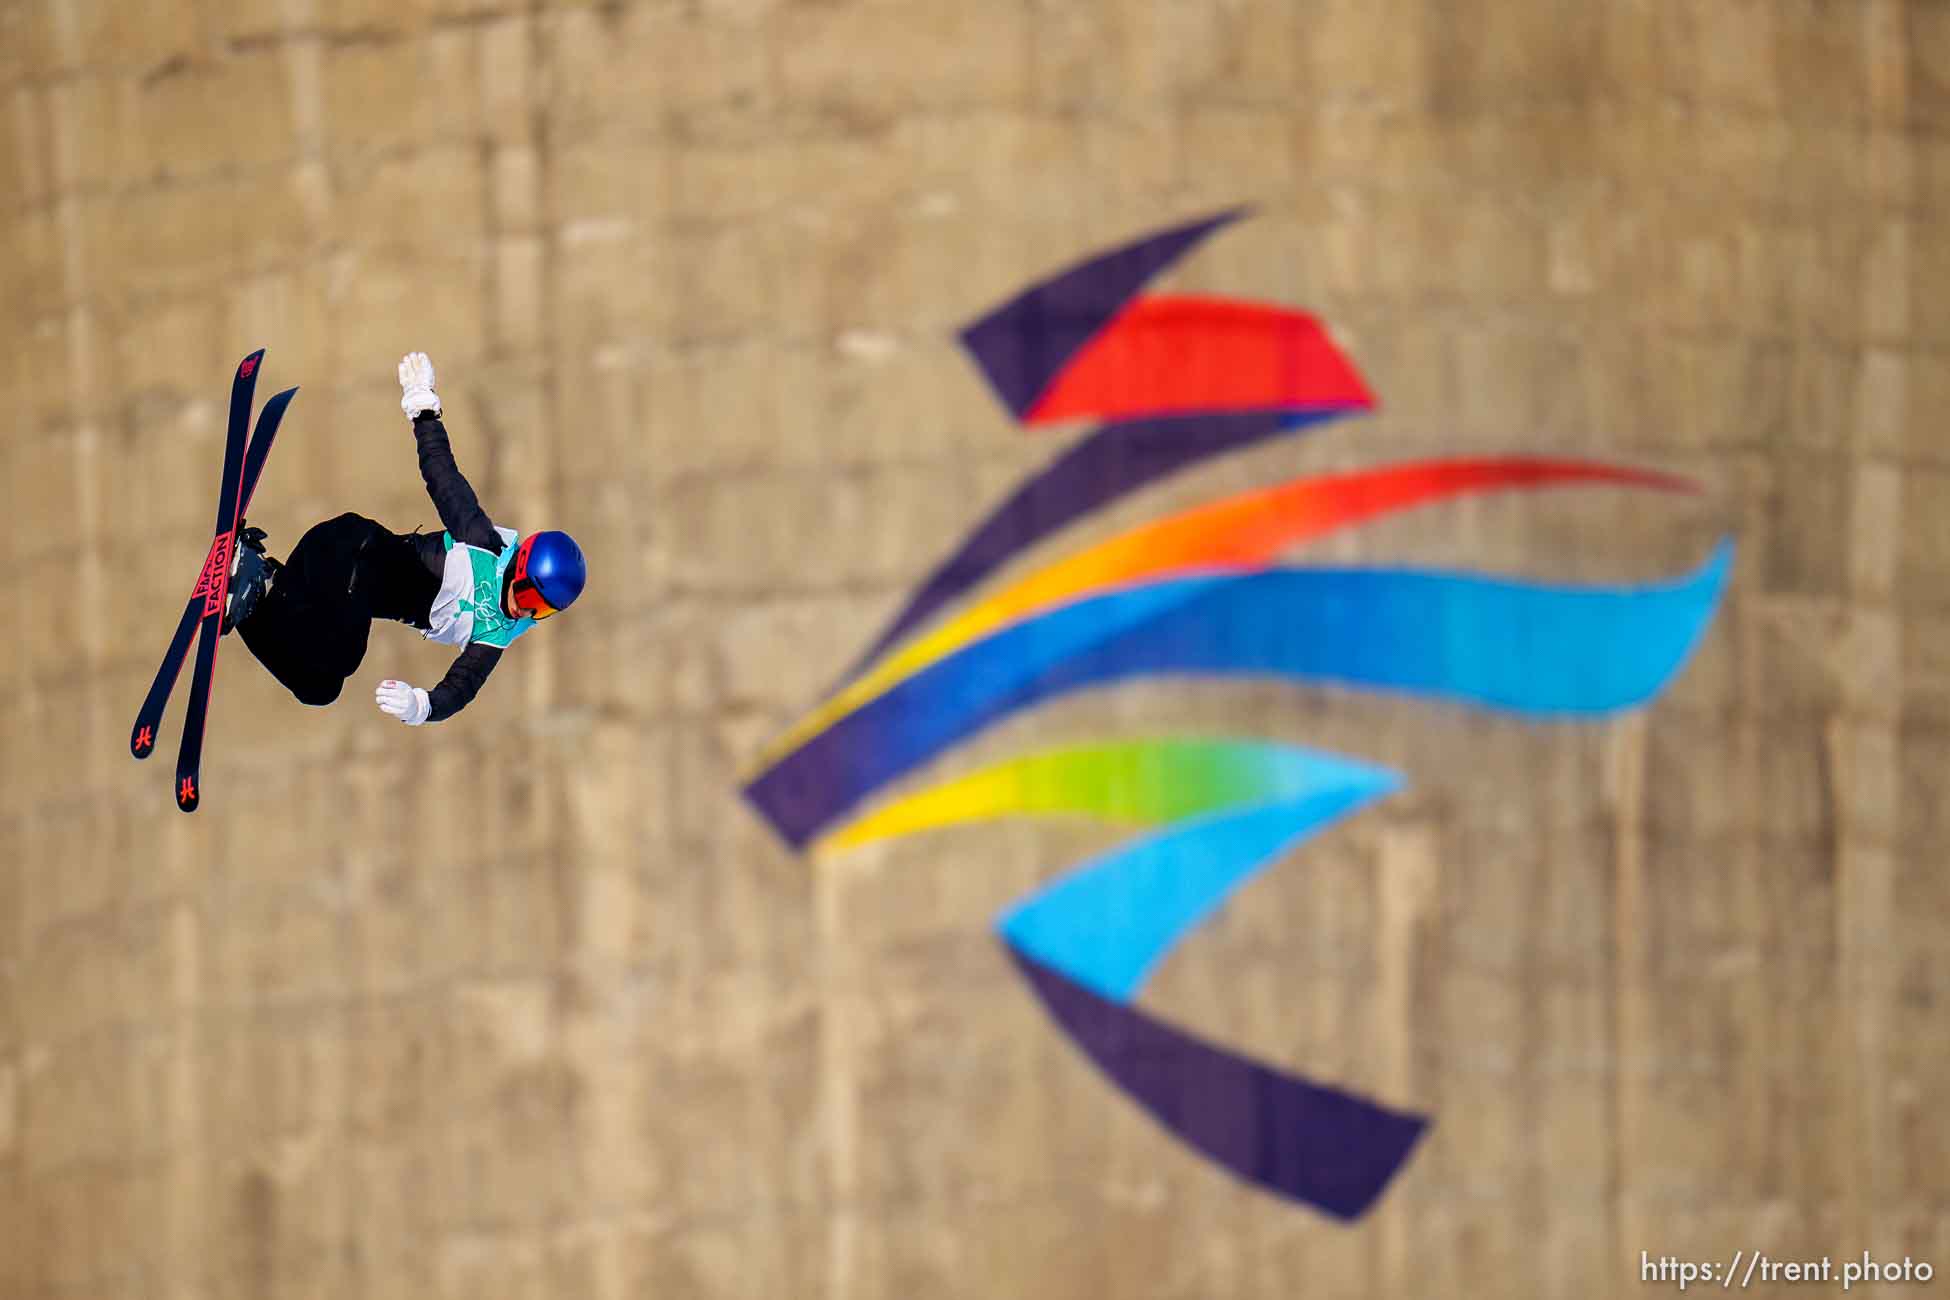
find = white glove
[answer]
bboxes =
[375,679,431,726]
[397,351,441,420]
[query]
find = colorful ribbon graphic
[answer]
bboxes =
[766,457,1697,769]
[742,210,1734,1217]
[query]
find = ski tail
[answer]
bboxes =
[173,350,263,811]
[131,606,198,758]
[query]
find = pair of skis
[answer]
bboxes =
[130,349,296,812]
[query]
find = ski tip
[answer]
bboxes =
[237,349,265,379]
[176,772,200,812]
[131,723,158,760]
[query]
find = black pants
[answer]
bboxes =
[239,513,439,706]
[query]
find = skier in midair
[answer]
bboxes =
[225,352,586,726]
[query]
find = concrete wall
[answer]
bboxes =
[1,0,1944,1296]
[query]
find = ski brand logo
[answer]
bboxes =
[741,210,1734,1220]
[239,356,257,378]
[191,532,235,616]
[133,726,153,754]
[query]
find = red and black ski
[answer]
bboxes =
[129,350,297,813]
[172,350,261,811]
[129,381,295,769]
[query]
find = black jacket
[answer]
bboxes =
[408,412,507,723]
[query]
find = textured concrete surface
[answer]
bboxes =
[0,0,1946,1296]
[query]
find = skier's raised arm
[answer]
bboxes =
[399,352,502,552]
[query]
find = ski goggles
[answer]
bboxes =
[509,577,558,620]
[508,538,559,620]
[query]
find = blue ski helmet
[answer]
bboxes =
[509,530,586,619]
